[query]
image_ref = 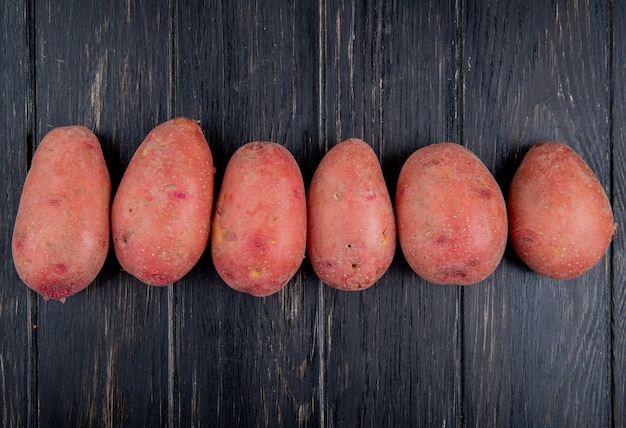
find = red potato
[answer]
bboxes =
[12,126,111,302]
[307,138,396,290]
[112,117,214,286]
[508,142,617,280]
[396,142,507,285]
[211,142,306,296]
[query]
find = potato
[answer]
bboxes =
[12,126,111,302]
[307,138,395,290]
[211,142,306,296]
[112,117,214,286]
[396,142,507,285]
[508,142,617,279]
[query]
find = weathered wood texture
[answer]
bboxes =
[1,1,30,426]
[322,1,462,426]
[173,1,321,426]
[31,1,173,426]
[462,0,613,426]
[1,0,624,427]
[613,1,626,427]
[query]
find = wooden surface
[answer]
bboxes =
[1,0,624,426]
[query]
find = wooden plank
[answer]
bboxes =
[1,0,31,426]
[32,1,173,426]
[462,0,612,425]
[173,1,322,425]
[3,0,621,425]
[612,1,626,425]
[322,1,462,425]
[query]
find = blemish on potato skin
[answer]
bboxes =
[438,270,468,282]
[118,230,133,245]
[381,230,392,246]
[432,234,450,244]
[237,141,266,157]
[333,183,345,200]
[291,187,303,200]
[422,158,442,168]
[52,263,67,274]
[362,189,376,200]
[476,188,493,199]
[343,275,366,289]
[170,190,187,200]
[249,236,270,255]
[223,230,237,241]
[39,284,73,302]
[248,267,266,279]
[151,273,170,284]
[13,235,26,251]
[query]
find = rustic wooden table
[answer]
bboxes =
[1,0,625,426]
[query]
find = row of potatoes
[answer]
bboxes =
[12,117,617,302]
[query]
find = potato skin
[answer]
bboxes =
[307,138,396,290]
[508,142,617,280]
[211,142,306,296]
[396,142,507,285]
[112,117,214,286]
[12,126,111,302]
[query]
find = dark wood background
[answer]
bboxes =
[1,0,624,426]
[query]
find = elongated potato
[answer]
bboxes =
[508,142,617,279]
[112,117,214,286]
[396,142,507,285]
[12,126,111,302]
[307,138,395,290]
[211,142,306,296]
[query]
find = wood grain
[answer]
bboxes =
[462,0,612,426]
[32,1,173,425]
[322,1,462,425]
[173,0,322,425]
[0,0,624,426]
[0,1,30,426]
[612,1,625,426]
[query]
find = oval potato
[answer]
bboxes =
[508,142,617,279]
[307,138,396,290]
[396,142,507,285]
[112,117,214,286]
[12,126,111,302]
[211,142,306,297]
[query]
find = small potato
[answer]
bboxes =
[396,142,507,285]
[307,138,395,290]
[508,142,617,280]
[12,126,111,302]
[112,117,214,286]
[211,142,306,296]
